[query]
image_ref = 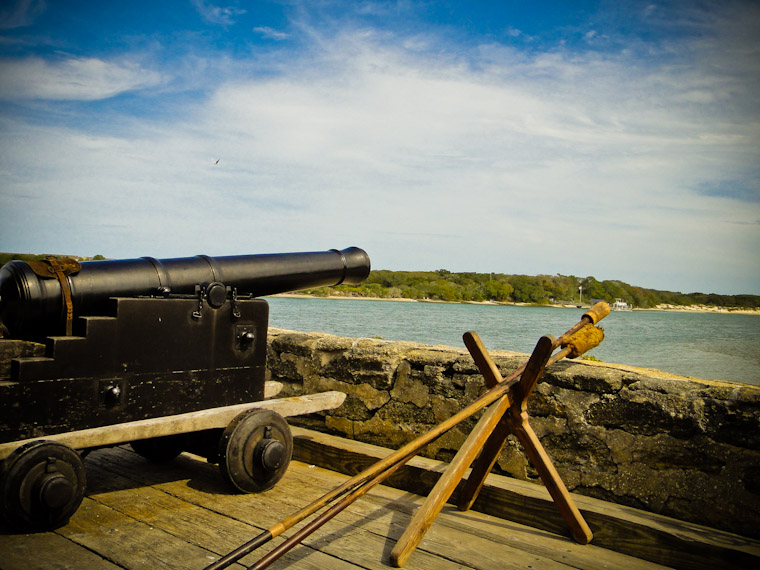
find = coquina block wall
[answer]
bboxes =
[267,328,760,539]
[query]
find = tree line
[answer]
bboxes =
[307,269,760,309]
[2,254,757,309]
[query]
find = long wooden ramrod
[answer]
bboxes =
[204,302,610,570]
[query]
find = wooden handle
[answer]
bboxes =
[583,301,610,325]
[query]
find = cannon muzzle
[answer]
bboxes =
[0,247,370,340]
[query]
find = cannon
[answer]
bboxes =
[0,247,370,531]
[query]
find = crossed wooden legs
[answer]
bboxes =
[390,331,593,567]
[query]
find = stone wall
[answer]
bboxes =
[267,328,760,538]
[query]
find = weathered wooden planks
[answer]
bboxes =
[0,529,122,570]
[1,426,756,570]
[86,447,470,570]
[85,445,657,570]
[290,426,760,570]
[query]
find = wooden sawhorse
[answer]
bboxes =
[390,328,598,567]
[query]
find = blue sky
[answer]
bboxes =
[1,1,758,295]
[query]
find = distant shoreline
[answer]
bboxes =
[269,294,760,315]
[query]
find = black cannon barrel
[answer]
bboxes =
[0,247,370,340]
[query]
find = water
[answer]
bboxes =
[266,296,760,386]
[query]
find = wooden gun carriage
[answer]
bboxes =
[0,247,370,531]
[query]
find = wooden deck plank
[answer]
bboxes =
[87,446,666,570]
[270,459,665,570]
[87,448,475,570]
[81,457,364,570]
[322,478,670,570]
[88,446,569,569]
[290,426,760,570]
[0,529,123,570]
[58,497,230,570]
[2,427,757,570]
[75,464,251,568]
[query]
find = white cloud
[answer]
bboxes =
[191,0,245,26]
[0,56,163,101]
[0,10,758,294]
[253,26,289,41]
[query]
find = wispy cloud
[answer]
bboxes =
[0,55,163,101]
[253,26,290,41]
[0,0,46,30]
[191,0,245,26]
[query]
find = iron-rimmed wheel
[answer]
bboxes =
[0,440,86,532]
[130,435,184,463]
[218,409,293,493]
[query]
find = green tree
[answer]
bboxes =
[485,280,513,301]
[509,276,547,303]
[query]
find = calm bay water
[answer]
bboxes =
[266,296,760,386]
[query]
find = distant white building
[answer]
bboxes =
[611,298,632,311]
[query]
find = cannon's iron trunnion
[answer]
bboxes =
[0,247,370,531]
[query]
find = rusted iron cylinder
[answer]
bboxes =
[0,247,370,340]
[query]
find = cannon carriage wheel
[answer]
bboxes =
[0,390,342,531]
[218,408,293,493]
[0,440,86,532]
